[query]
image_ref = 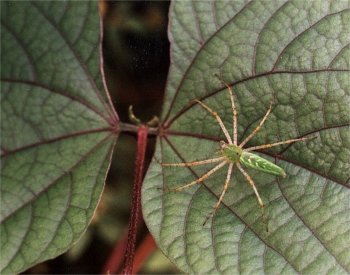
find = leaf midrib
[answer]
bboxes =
[0,132,114,224]
[163,124,350,187]
[0,127,112,158]
[1,78,112,124]
[163,68,350,129]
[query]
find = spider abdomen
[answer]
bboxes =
[240,151,286,177]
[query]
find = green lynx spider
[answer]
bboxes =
[162,79,314,226]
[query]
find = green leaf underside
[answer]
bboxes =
[142,1,350,274]
[1,2,117,273]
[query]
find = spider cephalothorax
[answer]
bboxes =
[221,142,242,163]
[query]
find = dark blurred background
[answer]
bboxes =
[25,1,179,274]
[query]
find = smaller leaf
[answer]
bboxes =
[0,1,118,273]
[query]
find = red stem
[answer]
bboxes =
[122,125,148,274]
[101,125,148,274]
[101,231,128,274]
[132,233,157,273]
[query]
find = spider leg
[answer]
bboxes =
[161,157,225,167]
[227,85,238,146]
[203,163,234,226]
[245,136,315,152]
[194,99,233,144]
[237,163,268,231]
[168,161,227,192]
[216,75,238,145]
[239,103,272,148]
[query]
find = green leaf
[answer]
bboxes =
[0,2,117,273]
[142,1,350,274]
